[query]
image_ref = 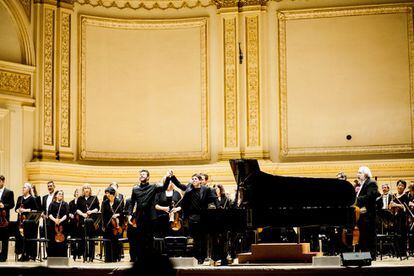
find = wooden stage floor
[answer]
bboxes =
[1,257,414,275]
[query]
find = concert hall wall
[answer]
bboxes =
[0,0,413,219]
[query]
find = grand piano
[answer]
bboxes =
[230,159,356,228]
[226,159,358,263]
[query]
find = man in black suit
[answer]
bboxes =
[166,171,218,264]
[40,181,55,239]
[356,166,379,260]
[0,175,15,262]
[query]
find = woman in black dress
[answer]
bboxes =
[47,190,69,257]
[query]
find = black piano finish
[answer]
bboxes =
[230,159,356,228]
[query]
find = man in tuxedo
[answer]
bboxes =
[356,166,379,260]
[0,175,15,262]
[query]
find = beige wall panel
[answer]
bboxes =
[0,3,22,63]
[280,7,414,157]
[80,16,209,161]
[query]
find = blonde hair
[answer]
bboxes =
[82,183,92,196]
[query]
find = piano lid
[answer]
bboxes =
[229,159,356,208]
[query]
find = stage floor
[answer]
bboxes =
[1,256,414,275]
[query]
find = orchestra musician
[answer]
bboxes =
[103,182,124,203]
[165,171,218,265]
[15,182,39,261]
[101,187,124,262]
[68,188,82,260]
[128,169,169,262]
[154,178,183,238]
[40,181,55,240]
[389,180,409,257]
[211,184,231,265]
[124,197,137,262]
[355,166,379,260]
[47,190,69,257]
[76,184,100,262]
[376,183,393,234]
[0,175,15,262]
[407,183,414,253]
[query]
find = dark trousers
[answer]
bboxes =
[127,226,138,262]
[358,214,377,258]
[84,218,96,261]
[135,221,155,262]
[15,220,38,260]
[0,227,10,261]
[211,230,228,263]
[103,231,120,262]
[189,221,207,263]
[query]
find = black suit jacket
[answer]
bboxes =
[0,188,15,221]
[356,178,379,218]
[166,175,218,219]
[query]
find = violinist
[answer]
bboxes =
[407,183,414,253]
[0,175,15,262]
[68,188,82,260]
[389,180,409,257]
[15,182,39,261]
[355,166,379,260]
[103,182,124,203]
[101,187,124,262]
[154,178,182,238]
[47,190,69,257]
[76,184,100,262]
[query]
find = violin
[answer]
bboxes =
[18,204,26,236]
[111,217,123,236]
[169,200,182,232]
[54,201,65,243]
[0,209,8,228]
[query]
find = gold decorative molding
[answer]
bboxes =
[245,15,260,148]
[0,70,31,96]
[223,17,238,149]
[18,0,31,20]
[76,0,213,10]
[79,15,209,161]
[60,12,71,148]
[0,61,35,100]
[278,4,414,157]
[43,8,55,146]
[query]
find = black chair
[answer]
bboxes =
[164,236,188,257]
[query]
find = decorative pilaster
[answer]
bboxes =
[33,1,57,160]
[219,12,242,160]
[243,12,267,158]
[56,4,73,160]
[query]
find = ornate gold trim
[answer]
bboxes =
[79,15,209,161]
[223,16,238,149]
[18,0,31,20]
[75,0,214,10]
[245,15,260,148]
[0,70,31,96]
[43,8,55,146]
[278,4,414,157]
[60,11,71,148]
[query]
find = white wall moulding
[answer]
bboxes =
[278,4,414,158]
[79,15,209,161]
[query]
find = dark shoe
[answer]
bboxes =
[18,256,29,262]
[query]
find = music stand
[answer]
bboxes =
[23,211,43,224]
